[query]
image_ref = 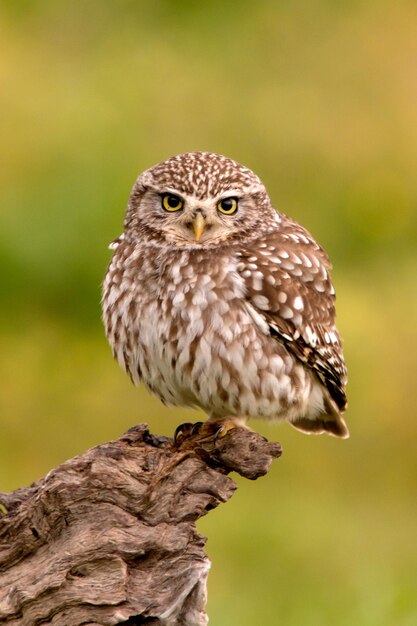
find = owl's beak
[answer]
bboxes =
[192,213,206,241]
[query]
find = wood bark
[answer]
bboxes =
[0,423,281,626]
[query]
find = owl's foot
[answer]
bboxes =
[174,418,248,447]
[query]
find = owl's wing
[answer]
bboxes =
[237,218,348,413]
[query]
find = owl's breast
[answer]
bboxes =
[133,249,252,407]
[103,244,310,418]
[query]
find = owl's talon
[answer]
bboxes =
[174,422,194,446]
[191,421,204,436]
[213,420,239,440]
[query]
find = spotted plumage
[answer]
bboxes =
[102,152,348,438]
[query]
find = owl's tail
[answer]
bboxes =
[290,396,350,439]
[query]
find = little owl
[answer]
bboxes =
[102,152,348,439]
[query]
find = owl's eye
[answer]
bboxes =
[161,193,183,212]
[217,197,238,215]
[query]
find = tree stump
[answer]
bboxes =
[0,423,282,626]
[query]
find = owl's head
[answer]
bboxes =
[123,152,279,247]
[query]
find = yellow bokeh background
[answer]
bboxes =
[1,2,416,624]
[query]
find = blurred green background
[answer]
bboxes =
[1,1,416,624]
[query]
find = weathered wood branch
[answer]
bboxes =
[0,423,281,626]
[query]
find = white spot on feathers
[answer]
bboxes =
[305,326,318,347]
[301,253,313,268]
[293,296,304,311]
[252,295,270,311]
[172,292,185,307]
[280,306,293,319]
[252,271,264,291]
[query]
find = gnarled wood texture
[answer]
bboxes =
[0,424,281,626]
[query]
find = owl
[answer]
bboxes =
[102,152,348,439]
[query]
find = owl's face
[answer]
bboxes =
[133,184,264,246]
[124,152,279,248]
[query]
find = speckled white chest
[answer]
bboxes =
[106,244,323,421]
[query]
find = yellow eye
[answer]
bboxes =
[217,197,238,215]
[161,193,183,212]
